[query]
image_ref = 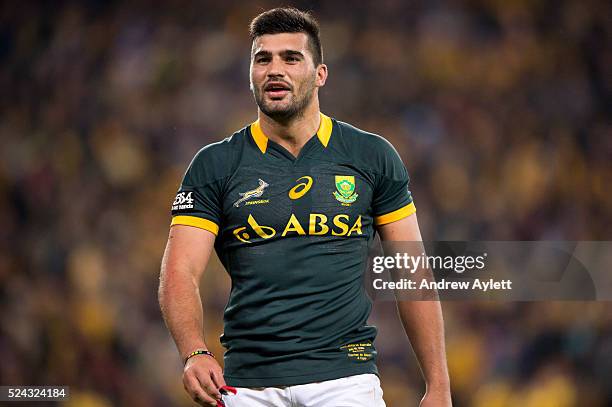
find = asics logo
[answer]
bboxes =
[288,176,313,200]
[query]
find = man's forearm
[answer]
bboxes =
[397,300,450,389]
[159,265,208,359]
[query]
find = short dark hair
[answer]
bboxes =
[249,7,323,66]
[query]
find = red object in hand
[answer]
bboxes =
[216,386,238,406]
[220,386,237,395]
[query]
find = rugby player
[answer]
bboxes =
[159,7,451,407]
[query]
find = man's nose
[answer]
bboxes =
[267,56,285,77]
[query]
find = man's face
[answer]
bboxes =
[250,32,326,121]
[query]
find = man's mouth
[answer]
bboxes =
[264,82,291,98]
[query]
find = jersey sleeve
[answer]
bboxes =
[371,139,416,226]
[170,148,224,236]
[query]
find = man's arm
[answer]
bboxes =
[159,225,226,407]
[377,214,452,407]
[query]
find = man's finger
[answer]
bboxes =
[193,388,217,406]
[211,369,227,388]
[185,375,217,406]
[195,371,222,400]
[194,393,217,407]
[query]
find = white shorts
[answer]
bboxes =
[222,373,386,407]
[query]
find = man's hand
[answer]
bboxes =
[419,387,452,407]
[183,355,226,406]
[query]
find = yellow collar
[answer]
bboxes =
[250,113,333,154]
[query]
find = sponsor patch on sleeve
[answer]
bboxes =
[171,190,195,212]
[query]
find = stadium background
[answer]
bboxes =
[1,1,610,406]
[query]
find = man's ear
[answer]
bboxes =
[316,64,328,87]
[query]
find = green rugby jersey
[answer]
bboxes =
[170,113,415,387]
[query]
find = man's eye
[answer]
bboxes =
[256,58,270,63]
[286,57,298,62]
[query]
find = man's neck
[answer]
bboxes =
[258,101,321,157]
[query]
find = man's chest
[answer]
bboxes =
[219,161,376,243]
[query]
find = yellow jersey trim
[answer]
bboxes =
[374,202,416,226]
[171,216,219,235]
[250,112,333,153]
[316,113,333,147]
[250,120,269,154]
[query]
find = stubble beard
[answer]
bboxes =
[253,80,316,123]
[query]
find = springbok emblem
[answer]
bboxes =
[233,179,269,207]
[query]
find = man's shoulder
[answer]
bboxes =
[334,119,402,164]
[186,127,247,183]
[193,127,246,159]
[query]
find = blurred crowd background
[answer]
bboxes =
[1,0,610,406]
